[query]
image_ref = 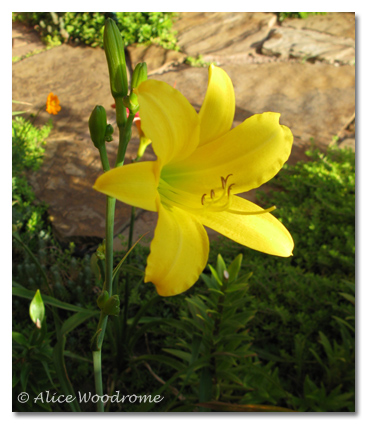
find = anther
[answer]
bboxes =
[210,189,215,199]
[227,183,235,196]
[221,174,233,189]
[201,194,207,205]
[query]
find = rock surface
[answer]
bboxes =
[261,26,355,65]
[12,13,355,251]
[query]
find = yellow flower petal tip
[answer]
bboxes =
[94,65,294,296]
[46,92,61,115]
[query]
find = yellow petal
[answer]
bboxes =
[164,112,293,197]
[198,64,235,147]
[198,195,294,257]
[135,80,200,165]
[93,161,160,211]
[145,203,209,296]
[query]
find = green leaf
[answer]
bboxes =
[29,289,45,328]
[227,254,243,282]
[112,232,148,281]
[12,331,29,347]
[53,337,81,412]
[332,315,355,333]
[216,254,227,281]
[20,363,31,392]
[208,264,223,287]
[60,311,98,335]
[197,401,295,412]
[199,366,212,408]
[339,292,355,305]
[13,234,49,288]
[133,354,185,372]
[162,348,192,363]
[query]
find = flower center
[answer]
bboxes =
[159,174,276,217]
[158,174,235,214]
[200,174,234,212]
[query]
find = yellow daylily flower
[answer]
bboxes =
[94,64,294,297]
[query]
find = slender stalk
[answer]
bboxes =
[98,143,111,172]
[93,350,104,412]
[128,206,136,252]
[115,100,135,168]
[91,99,135,412]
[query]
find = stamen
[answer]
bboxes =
[200,175,234,212]
[221,174,233,189]
[227,183,235,196]
[228,205,277,216]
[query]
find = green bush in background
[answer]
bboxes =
[12,12,178,49]
[207,146,355,411]
[12,116,52,239]
[278,12,327,22]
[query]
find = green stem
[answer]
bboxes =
[92,194,116,412]
[99,143,110,172]
[91,97,134,411]
[128,206,136,252]
[93,351,104,412]
[115,102,135,168]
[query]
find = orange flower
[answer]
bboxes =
[46,92,61,115]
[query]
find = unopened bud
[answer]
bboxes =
[97,290,109,310]
[131,62,147,89]
[105,124,114,142]
[103,295,120,316]
[89,105,107,149]
[104,18,128,99]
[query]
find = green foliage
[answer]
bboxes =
[184,55,213,68]
[13,12,179,50]
[208,146,355,412]
[257,146,355,278]
[12,116,52,238]
[12,319,57,412]
[278,12,327,22]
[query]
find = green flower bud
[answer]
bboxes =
[89,105,107,149]
[104,18,128,99]
[105,124,114,142]
[97,290,109,310]
[131,62,147,89]
[29,289,45,329]
[103,294,120,316]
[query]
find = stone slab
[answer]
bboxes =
[127,43,187,73]
[262,26,355,65]
[173,12,276,57]
[12,21,46,59]
[282,12,355,40]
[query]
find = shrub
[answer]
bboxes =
[206,146,355,411]
[12,12,179,49]
[12,116,52,238]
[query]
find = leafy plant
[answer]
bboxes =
[278,12,327,22]
[12,116,52,239]
[12,12,179,50]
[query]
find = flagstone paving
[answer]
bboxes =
[12,13,355,252]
